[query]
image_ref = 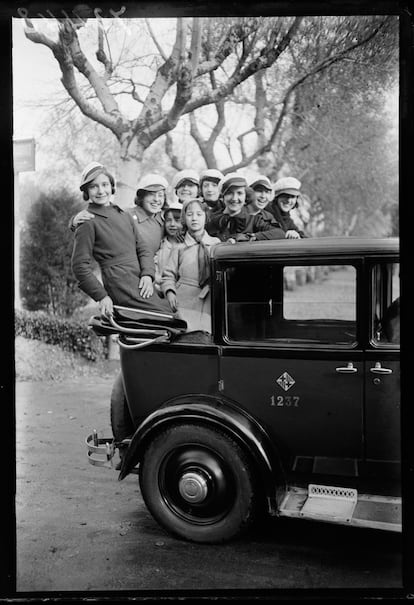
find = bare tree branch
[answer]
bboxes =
[237,128,256,160]
[24,18,58,51]
[181,17,303,116]
[190,17,203,73]
[96,20,113,79]
[196,18,260,77]
[145,18,168,61]
[25,18,127,136]
[165,132,184,170]
[221,16,390,172]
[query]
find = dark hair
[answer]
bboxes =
[81,169,115,201]
[274,191,299,209]
[134,188,167,207]
[176,181,200,197]
[164,207,181,219]
[245,186,257,205]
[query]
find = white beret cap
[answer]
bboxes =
[199,168,224,185]
[249,174,273,191]
[273,176,301,196]
[219,172,248,195]
[136,173,168,192]
[172,169,200,190]
[80,161,105,189]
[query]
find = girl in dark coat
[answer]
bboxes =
[247,175,278,223]
[206,173,285,242]
[199,168,224,218]
[71,162,172,319]
[267,176,307,238]
[70,173,168,254]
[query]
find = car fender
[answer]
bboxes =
[118,393,285,498]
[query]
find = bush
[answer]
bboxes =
[15,309,108,361]
[20,187,90,315]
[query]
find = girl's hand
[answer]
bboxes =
[166,291,178,312]
[235,233,250,242]
[98,295,114,318]
[73,210,95,227]
[285,230,300,239]
[139,275,154,298]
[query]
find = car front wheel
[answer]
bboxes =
[139,423,258,543]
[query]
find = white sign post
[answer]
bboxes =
[14,138,35,310]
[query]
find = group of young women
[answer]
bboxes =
[71,163,306,334]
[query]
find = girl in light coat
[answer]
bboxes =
[154,201,183,291]
[161,198,221,333]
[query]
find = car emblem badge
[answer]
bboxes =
[276,371,295,391]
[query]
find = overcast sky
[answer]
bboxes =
[12,19,63,138]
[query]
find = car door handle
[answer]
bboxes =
[370,362,393,375]
[336,362,358,373]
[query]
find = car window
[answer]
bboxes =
[225,263,357,346]
[371,262,400,346]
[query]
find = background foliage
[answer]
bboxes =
[20,187,90,314]
[15,309,107,361]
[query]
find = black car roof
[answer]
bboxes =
[211,236,399,261]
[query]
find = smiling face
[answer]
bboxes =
[184,201,206,236]
[164,209,182,238]
[176,180,199,203]
[141,190,165,215]
[223,186,246,215]
[251,186,272,211]
[276,193,298,213]
[86,173,112,205]
[201,179,220,204]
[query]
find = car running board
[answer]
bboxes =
[276,484,401,532]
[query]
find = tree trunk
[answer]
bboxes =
[115,137,146,208]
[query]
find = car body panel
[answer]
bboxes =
[87,236,401,535]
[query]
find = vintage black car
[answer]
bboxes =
[86,236,400,543]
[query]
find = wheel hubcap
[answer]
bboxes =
[178,471,209,503]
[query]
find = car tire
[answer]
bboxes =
[139,423,258,543]
[110,372,134,443]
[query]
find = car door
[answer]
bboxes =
[363,260,400,485]
[219,258,365,478]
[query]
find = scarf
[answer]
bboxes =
[191,231,211,288]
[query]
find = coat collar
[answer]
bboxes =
[131,205,164,225]
[184,230,218,247]
[88,202,123,217]
[222,205,249,218]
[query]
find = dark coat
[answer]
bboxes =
[71,202,170,313]
[70,204,165,256]
[206,205,285,242]
[267,203,306,237]
[128,205,165,255]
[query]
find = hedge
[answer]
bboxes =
[15,309,108,361]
